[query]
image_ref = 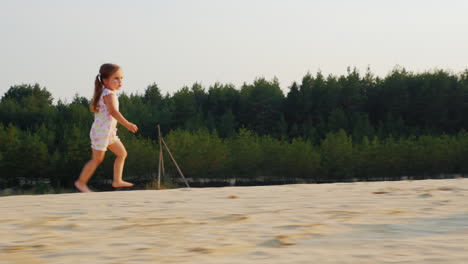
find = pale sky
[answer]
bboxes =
[1,0,467,102]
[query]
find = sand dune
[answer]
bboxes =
[1,178,468,263]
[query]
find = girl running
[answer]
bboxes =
[75,63,138,192]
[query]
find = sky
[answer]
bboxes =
[1,0,467,102]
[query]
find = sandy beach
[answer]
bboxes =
[1,178,468,263]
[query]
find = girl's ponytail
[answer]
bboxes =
[89,63,120,112]
[90,74,103,112]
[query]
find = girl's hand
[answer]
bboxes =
[126,122,138,133]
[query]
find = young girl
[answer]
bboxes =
[74,63,138,193]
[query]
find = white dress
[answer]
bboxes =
[89,88,120,151]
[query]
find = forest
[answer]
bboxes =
[1,67,468,194]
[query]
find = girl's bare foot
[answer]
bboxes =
[112,181,134,188]
[74,181,93,193]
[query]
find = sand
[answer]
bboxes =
[1,178,468,263]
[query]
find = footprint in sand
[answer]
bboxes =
[258,235,296,247]
[211,214,249,222]
[187,247,212,254]
[418,193,433,198]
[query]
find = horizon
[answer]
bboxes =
[2,66,468,104]
[1,0,467,102]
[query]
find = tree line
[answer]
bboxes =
[1,67,468,193]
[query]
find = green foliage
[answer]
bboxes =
[320,129,355,181]
[117,136,157,183]
[239,78,284,136]
[1,68,468,192]
[225,128,262,179]
[281,138,321,181]
[164,128,228,180]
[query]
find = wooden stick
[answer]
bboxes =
[157,125,162,189]
[161,142,166,181]
[161,137,190,188]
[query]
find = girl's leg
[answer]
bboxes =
[107,140,134,188]
[75,149,106,192]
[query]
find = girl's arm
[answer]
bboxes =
[103,93,138,133]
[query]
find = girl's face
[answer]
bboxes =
[103,68,123,91]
